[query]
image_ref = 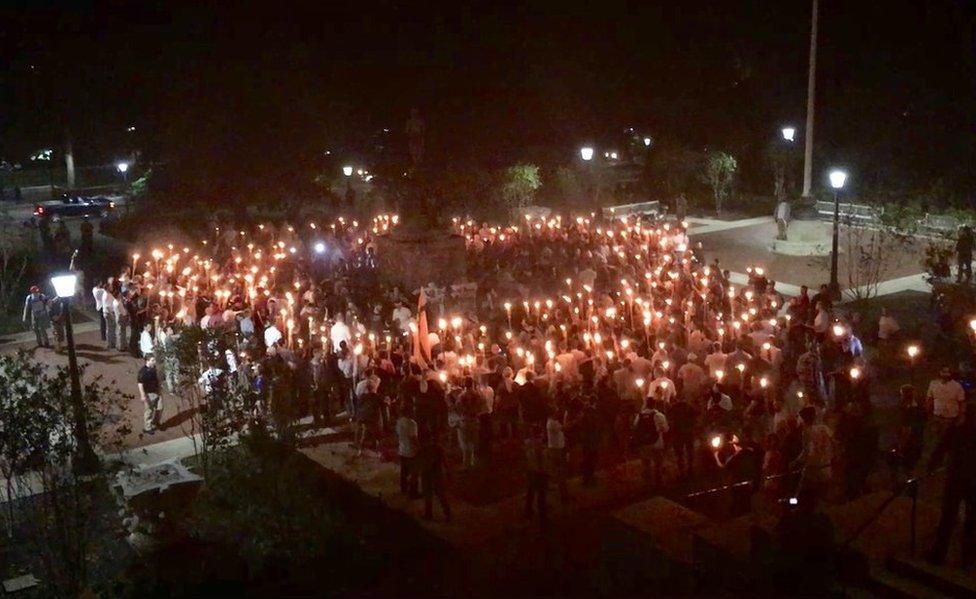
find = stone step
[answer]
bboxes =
[865,567,950,599]
[886,556,976,599]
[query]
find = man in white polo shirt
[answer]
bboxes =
[927,366,966,442]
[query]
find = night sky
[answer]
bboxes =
[2,1,974,199]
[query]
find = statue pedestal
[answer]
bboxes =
[769,220,835,256]
[376,227,467,291]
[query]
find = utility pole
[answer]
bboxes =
[801,0,819,198]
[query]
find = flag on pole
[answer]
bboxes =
[413,288,431,368]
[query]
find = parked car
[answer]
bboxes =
[33,194,117,219]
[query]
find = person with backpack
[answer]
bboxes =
[632,398,669,488]
[22,285,51,348]
[47,295,67,352]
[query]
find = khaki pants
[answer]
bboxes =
[143,392,162,432]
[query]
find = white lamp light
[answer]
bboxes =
[829,169,848,190]
[643,136,652,147]
[116,162,129,173]
[51,273,78,298]
[314,241,326,254]
[580,147,594,161]
[342,165,353,177]
[781,126,796,142]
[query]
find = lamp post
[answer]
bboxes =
[51,273,99,474]
[116,161,129,191]
[827,169,848,299]
[579,146,597,207]
[342,165,354,177]
[802,0,819,198]
[781,126,796,143]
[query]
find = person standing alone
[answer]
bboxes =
[22,285,51,348]
[137,355,163,434]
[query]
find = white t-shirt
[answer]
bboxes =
[878,315,900,340]
[264,325,283,347]
[330,321,352,350]
[92,287,106,311]
[927,379,965,419]
[647,376,676,403]
[704,352,727,376]
[392,306,412,331]
[396,416,418,457]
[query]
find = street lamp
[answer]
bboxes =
[50,272,99,473]
[643,136,652,147]
[116,161,130,188]
[827,168,848,299]
[781,126,796,142]
[342,165,354,177]
[579,147,594,161]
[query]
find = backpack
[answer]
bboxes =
[631,411,660,448]
[27,295,47,319]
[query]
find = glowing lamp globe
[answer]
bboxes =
[829,169,848,190]
[342,165,354,176]
[116,161,129,173]
[643,136,652,147]
[906,345,920,359]
[579,146,594,161]
[51,273,77,298]
[781,126,796,142]
[314,241,326,254]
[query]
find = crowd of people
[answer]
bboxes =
[20,209,976,562]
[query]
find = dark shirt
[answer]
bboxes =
[668,400,698,437]
[137,366,160,394]
[929,423,976,484]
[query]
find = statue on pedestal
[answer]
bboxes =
[376,109,466,291]
[775,199,792,241]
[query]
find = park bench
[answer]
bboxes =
[603,200,662,220]
[919,213,962,236]
[814,200,882,225]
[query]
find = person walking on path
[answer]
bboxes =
[396,405,420,497]
[22,285,51,348]
[137,355,163,434]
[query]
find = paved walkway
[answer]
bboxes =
[688,215,933,302]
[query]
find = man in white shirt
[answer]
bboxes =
[546,413,569,504]
[396,406,419,497]
[330,314,352,350]
[391,301,412,333]
[927,367,966,441]
[704,342,727,377]
[263,324,283,348]
[647,371,676,404]
[677,356,707,401]
[92,283,107,341]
